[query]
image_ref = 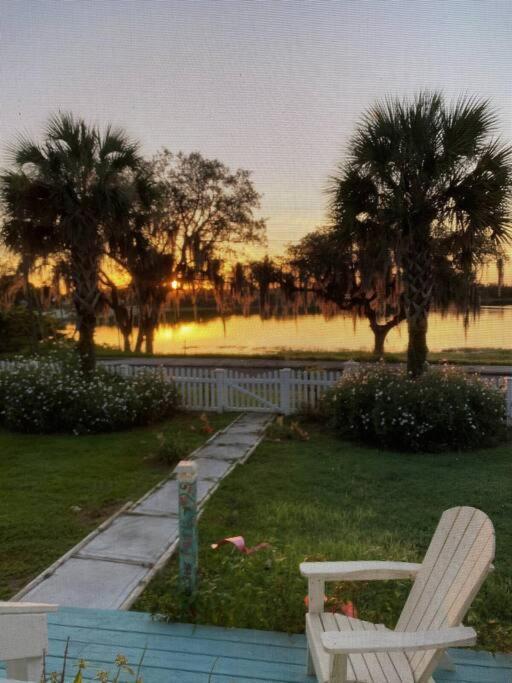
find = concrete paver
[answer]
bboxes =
[76,514,179,564]
[133,478,213,515]
[197,443,250,461]
[19,558,148,609]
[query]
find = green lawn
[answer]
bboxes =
[136,422,512,652]
[0,412,233,599]
[96,345,512,366]
[5,343,512,366]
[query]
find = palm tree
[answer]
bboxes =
[0,113,141,371]
[331,92,512,375]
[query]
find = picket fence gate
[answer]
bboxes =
[103,363,343,414]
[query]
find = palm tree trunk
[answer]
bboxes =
[72,248,100,373]
[76,306,96,373]
[402,244,433,377]
[21,258,38,351]
[407,316,429,375]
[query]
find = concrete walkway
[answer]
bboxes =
[13,413,272,610]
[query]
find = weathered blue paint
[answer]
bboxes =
[0,607,510,682]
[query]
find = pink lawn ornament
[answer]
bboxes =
[211,535,271,555]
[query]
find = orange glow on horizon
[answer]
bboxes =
[85,306,512,355]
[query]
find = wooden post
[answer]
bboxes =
[342,360,360,377]
[280,368,292,415]
[215,368,227,413]
[176,460,198,594]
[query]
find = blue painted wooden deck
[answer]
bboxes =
[2,607,511,682]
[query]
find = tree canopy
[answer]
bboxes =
[329,92,512,374]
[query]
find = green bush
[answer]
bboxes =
[0,354,180,434]
[0,306,64,353]
[325,365,508,452]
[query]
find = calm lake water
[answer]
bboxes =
[88,307,512,354]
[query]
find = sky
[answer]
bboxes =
[1,0,512,259]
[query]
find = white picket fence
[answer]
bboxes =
[103,362,512,418]
[103,363,342,414]
[2,358,512,417]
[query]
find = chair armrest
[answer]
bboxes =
[0,601,58,614]
[321,626,476,654]
[300,561,422,582]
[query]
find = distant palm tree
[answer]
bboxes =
[331,92,512,375]
[1,113,141,371]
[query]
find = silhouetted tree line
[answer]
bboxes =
[2,92,511,375]
[0,115,266,369]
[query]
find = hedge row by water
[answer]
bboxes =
[325,365,508,452]
[0,354,180,434]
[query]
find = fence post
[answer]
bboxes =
[280,368,291,415]
[343,360,360,377]
[176,460,198,594]
[214,368,227,412]
[506,378,512,425]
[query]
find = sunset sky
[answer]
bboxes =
[1,0,512,262]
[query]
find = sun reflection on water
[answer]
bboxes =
[84,307,512,354]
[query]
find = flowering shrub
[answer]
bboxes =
[324,365,508,452]
[0,354,180,434]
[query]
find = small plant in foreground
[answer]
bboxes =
[41,641,144,682]
[325,365,508,452]
[199,412,214,435]
[154,431,188,465]
[266,416,310,441]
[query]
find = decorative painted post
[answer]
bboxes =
[214,368,227,413]
[506,378,512,425]
[280,368,292,415]
[176,460,198,594]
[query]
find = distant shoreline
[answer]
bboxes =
[96,346,512,369]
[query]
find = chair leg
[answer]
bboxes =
[438,651,456,671]
[306,644,315,675]
[330,653,348,683]
[7,655,43,681]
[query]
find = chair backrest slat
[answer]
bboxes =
[395,507,494,683]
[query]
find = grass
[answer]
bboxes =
[135,421,512,653]
[3,342,512,366]
[95,345,512,366]
[0,411,234,599]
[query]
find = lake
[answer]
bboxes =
[86,306,512,354]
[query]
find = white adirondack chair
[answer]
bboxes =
[0,601,57,682]
[301,506,495,683]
